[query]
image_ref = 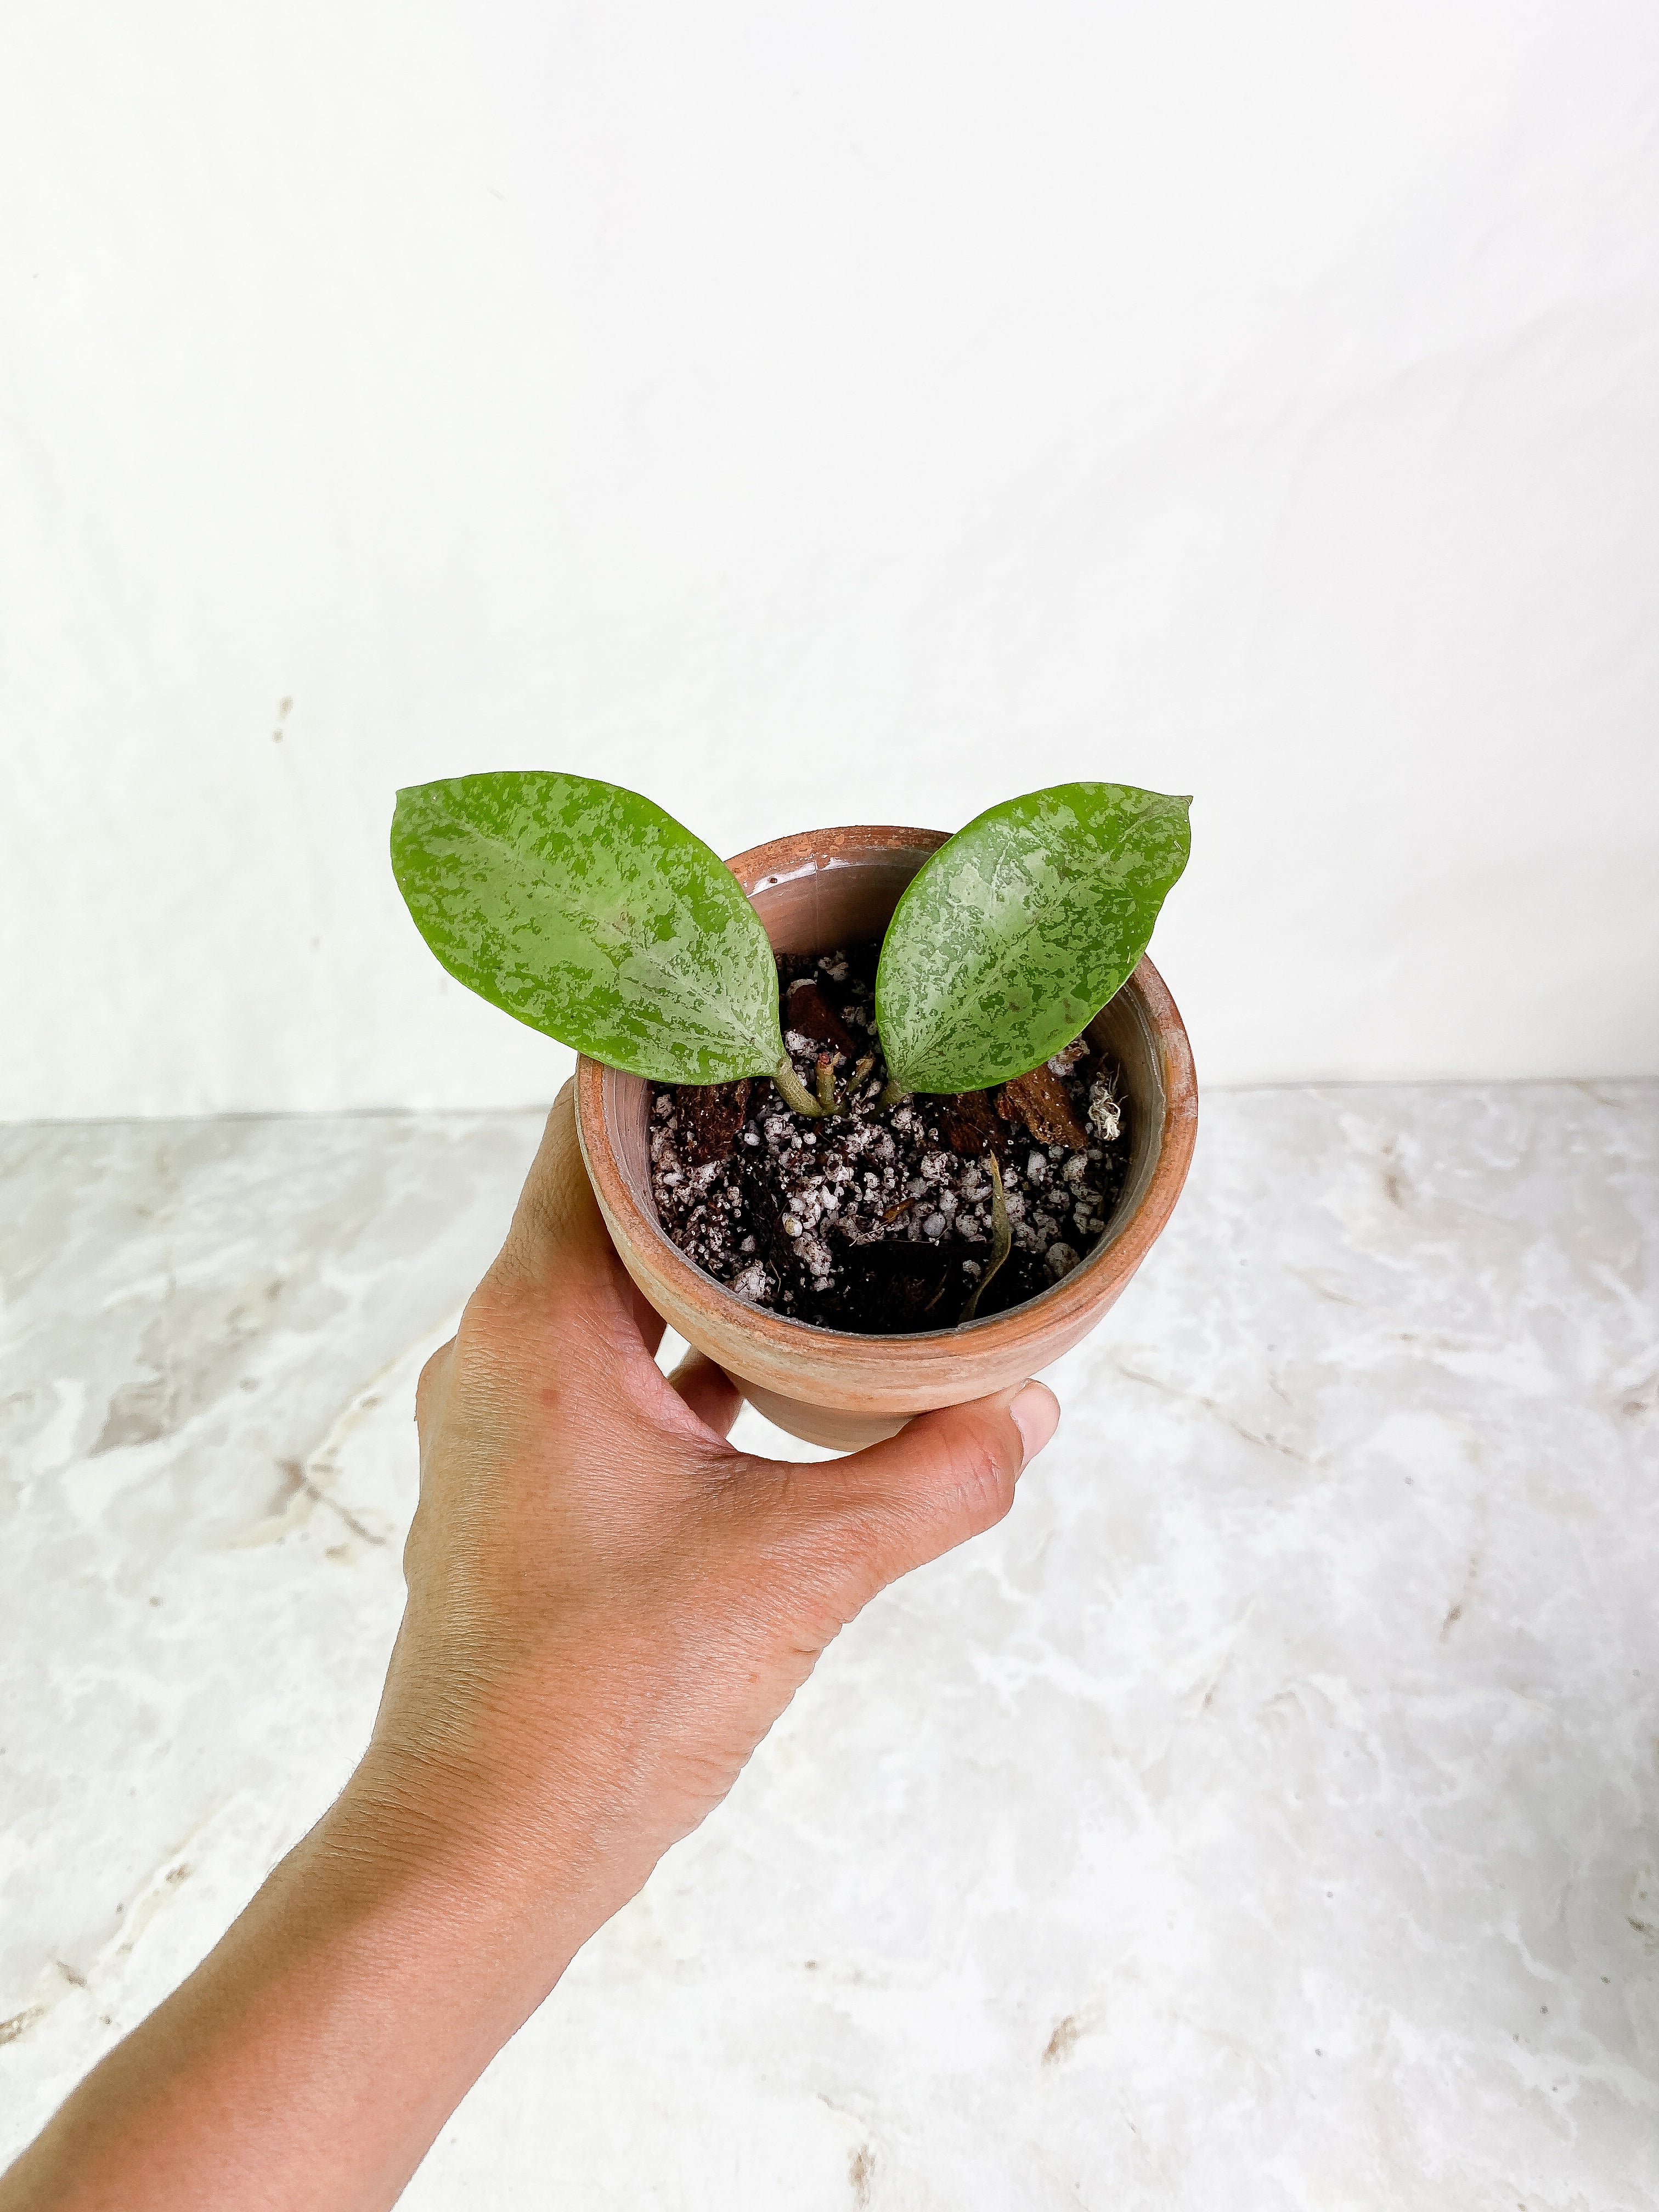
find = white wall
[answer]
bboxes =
[4,0,1657,1118]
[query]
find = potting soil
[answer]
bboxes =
[647,945,1132,1335]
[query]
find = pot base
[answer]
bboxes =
[736,1378,909,1452]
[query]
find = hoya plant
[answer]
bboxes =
[390,772,1190,1116]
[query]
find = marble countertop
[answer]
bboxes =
[3,1086,1657,2209]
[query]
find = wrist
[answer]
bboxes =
[317,1740,631,1998]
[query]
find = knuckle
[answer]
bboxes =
[939,1425,1018,1530]
[458,1274,525,1344]
[453,1276,551,1376]
[416,1340,453,1403]
[413,1341,454,1448]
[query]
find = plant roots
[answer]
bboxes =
[958,1154,1011,1324]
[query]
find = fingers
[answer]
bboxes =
[492,1082,618,1299]
[792,1379,1059,1596]
[667,1350,743,1440]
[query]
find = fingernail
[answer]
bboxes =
[1009,1380,1060,1469]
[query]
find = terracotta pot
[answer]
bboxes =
[575,825,1198,1451]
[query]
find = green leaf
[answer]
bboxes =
[874,782,1191,1094]
[391,771,785,1083]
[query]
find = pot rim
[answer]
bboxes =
[575,823,1198,1365]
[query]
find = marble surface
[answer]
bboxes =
[2,1086,1657,2209]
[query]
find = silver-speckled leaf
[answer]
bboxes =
[391,772,785,1083]
[874,782,1191,1094]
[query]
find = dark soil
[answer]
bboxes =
[648,945,1132,1335]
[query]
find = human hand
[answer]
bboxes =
[353,1082,1060,1987]
[0,1085,1059,2212]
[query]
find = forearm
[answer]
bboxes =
[0,1762,596,2212]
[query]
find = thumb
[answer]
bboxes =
[805,1379,1060,1596]
[493,1082,616,1297]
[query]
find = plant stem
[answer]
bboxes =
[815,1055,839,1112]
[959,1155,1011,1324]
[772,1056,826,1118]
[876,1079,910,1113]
